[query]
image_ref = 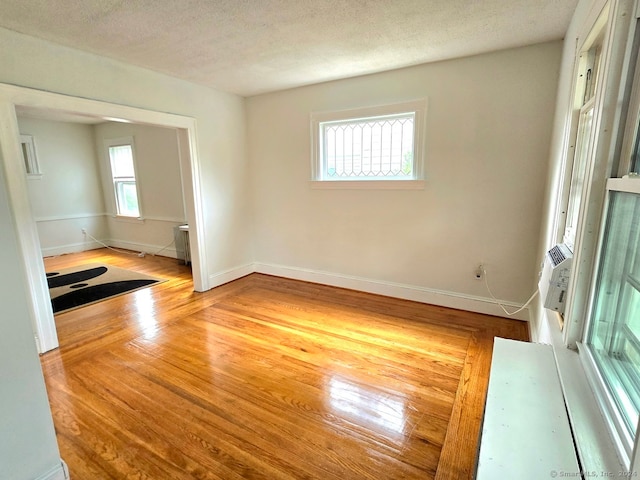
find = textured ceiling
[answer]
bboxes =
[0,0,578,97]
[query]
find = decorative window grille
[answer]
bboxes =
[311,100,426,186]
[320,113,415,179]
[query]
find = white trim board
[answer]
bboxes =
[253,262,530,322]
[41,240,103,257]
[35,461,68,480]
[107,239,179,259]
[476,338,579,478]
[40,238,182,259]
[34,212,107,222]
[208,263,255,289]
[203,262,529,321]
[141,215,187,224]
[545,309,623,474]
[32,213,186,224]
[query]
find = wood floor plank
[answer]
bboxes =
[40,249,530,479]
[124,337,442,467]
[220,287,470,368]
[185,306,463,395]
[434,333,492,480]
[52,360,273,480]
[435,329,528,480]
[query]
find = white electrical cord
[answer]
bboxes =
[482,266,539,316]
[84,230,145,257]
[84,229,175,258]
[149,239,175,256]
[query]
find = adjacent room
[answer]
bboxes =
[1,0,639,479]
[16,111,189,261]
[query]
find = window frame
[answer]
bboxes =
[560,9,608,253]
[554,0,640,471]
[19,134,42,178]
[310,99,427,189]
[580,177,640,463]
[105,136,142,219]
[561,1,618,349]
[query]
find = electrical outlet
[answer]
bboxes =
[475,264,484,280]
[81,228,86,234]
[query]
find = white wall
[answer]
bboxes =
[17,116,108,255]
[16,117,189,258]
[247,41,562,319]
[0,26,250,479]
[0,26,252,276]
[94,122,186,257]
[0,20,568,480]
[0,153,63,479]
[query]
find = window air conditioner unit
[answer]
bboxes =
[538,244,573,314]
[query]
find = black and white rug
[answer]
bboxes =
[46,263,164,314]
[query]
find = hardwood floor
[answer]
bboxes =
[40,249,529,479]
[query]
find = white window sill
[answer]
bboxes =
[112,215,144,224]
[309,180,425,190]
[546,309,625,474]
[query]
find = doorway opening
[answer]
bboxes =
[0,83,208,353]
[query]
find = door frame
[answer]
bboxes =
[0,83,209,353]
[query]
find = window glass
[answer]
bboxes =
[587,190,640,440]
[115,181,140,217]
[632,126,640,174]
[321,113,415,180]
[564,106,595,250]
[107,141,140,217]
[311,100,426,185]
[109,145,135,177]
[20,134,41,176]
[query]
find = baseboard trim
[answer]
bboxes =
[253,262,530,322]
[42,251,530,322]
[35,460,69,480]
[107,239,178,259]
[41,239,179,259]
[41,241,103,257]
[208,263,255,289]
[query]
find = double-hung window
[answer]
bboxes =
[581,31,640,459]
[585,177,640,456]
[311,100,426,188]
[561,2,640,469]
[106,137,140,218]
[563,35,603,252]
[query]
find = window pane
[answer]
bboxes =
[321,114,415,179]
[21,143,31,172]
[20,135,40,175]
[632,127,640,174]
[115,181,140,217]
[586,190,640,439]
[631,118,640,174]
[564,106,594,250]
[109,145,135,177]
